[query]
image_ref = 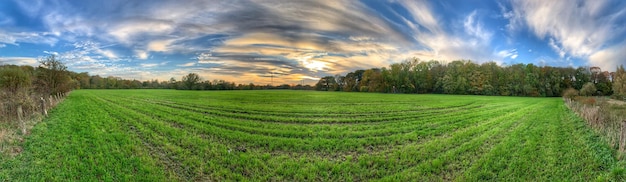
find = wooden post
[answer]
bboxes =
[619,120,626,158]
[41,97,47,117]
[17,106,25,134]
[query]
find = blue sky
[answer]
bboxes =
[0,0,625,85]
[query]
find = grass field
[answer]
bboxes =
[1,89,625,181]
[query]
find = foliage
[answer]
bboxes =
[562,88,579,100]
[34,55,73,95]
[564,97,626,153]
[315,76,337,91]
[580,82,597,96]
[0,66,31,94]
[613,65,626,98]
[1,90,624,181]
[180,73,201,90]
[317,58,591,97]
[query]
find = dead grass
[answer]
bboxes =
[608,99,626,106]
[564,96,626,150]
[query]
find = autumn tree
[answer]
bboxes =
[613,65,626,99]
[34,55,72,96]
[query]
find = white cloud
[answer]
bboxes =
[0,31,58,46]
[109,19,175,44]
[398,2,501,64]
[177,62,196,67]
[43,51,59,55]
[496,49,518,60]
[147,39,176,52]
[136,50,149,60]
[464,10,492,43]
[589,42,626,72]
[0,57,39,66]
[548,38,566,58]
[506,0,623,62]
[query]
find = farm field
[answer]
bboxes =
[1,89,625,181]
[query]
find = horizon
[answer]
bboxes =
[1,0,625,85]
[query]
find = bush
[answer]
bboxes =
[0,66,31,94]
[580,82,597,96]
[562,88,579,99]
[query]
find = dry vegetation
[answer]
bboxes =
[0,55,73,157]
[564,96,626,150]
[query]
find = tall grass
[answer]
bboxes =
[564,97,626,150]
[0,91,69,157]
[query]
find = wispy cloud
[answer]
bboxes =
[504,0,626,70]
[0,57,39,66]
[1,0,625,83]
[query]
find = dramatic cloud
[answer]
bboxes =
[504,0,626,71]
[1,0,625,84]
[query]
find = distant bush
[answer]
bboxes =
[580,82,597,96]
[562,88,578,100]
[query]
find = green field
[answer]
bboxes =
[1,90,624,181]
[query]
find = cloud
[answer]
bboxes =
[397,1,503,64]
[147,39,175,52]
[139,62,168,68]
[43,51,59,55]
[0,31,58,46]
[464,10,492,43]
[7,0,622,84]
[506,0,626,61]
[497,49,518,60]
[136,50,148,60]
[0,57,39,66]
[177,62,196,67]
[589,41,626,72]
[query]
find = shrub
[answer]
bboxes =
[583,97,596,105]
[580,82,597,96]
[562,88,579,99]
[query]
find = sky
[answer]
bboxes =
[0,0,625,85]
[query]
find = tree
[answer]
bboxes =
[334,74,345,91]
[34,55,72,95]
[573,67,590,90]
[315,76,336,91]
[0,66,32,95]
[580,82,596,96]
[182,73,201,90]
[612,65,626,99]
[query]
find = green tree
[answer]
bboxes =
[573,67,590,90]
[580,82,596,96]
[182,73,202,90]
[613,65,626,99]
[0,65,32,94]
[315,76,336,91]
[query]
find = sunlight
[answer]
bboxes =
[303,59,327,72]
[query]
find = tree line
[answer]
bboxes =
[72,73,313,90]
[1,55,316,123]
[315,58,626,98]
